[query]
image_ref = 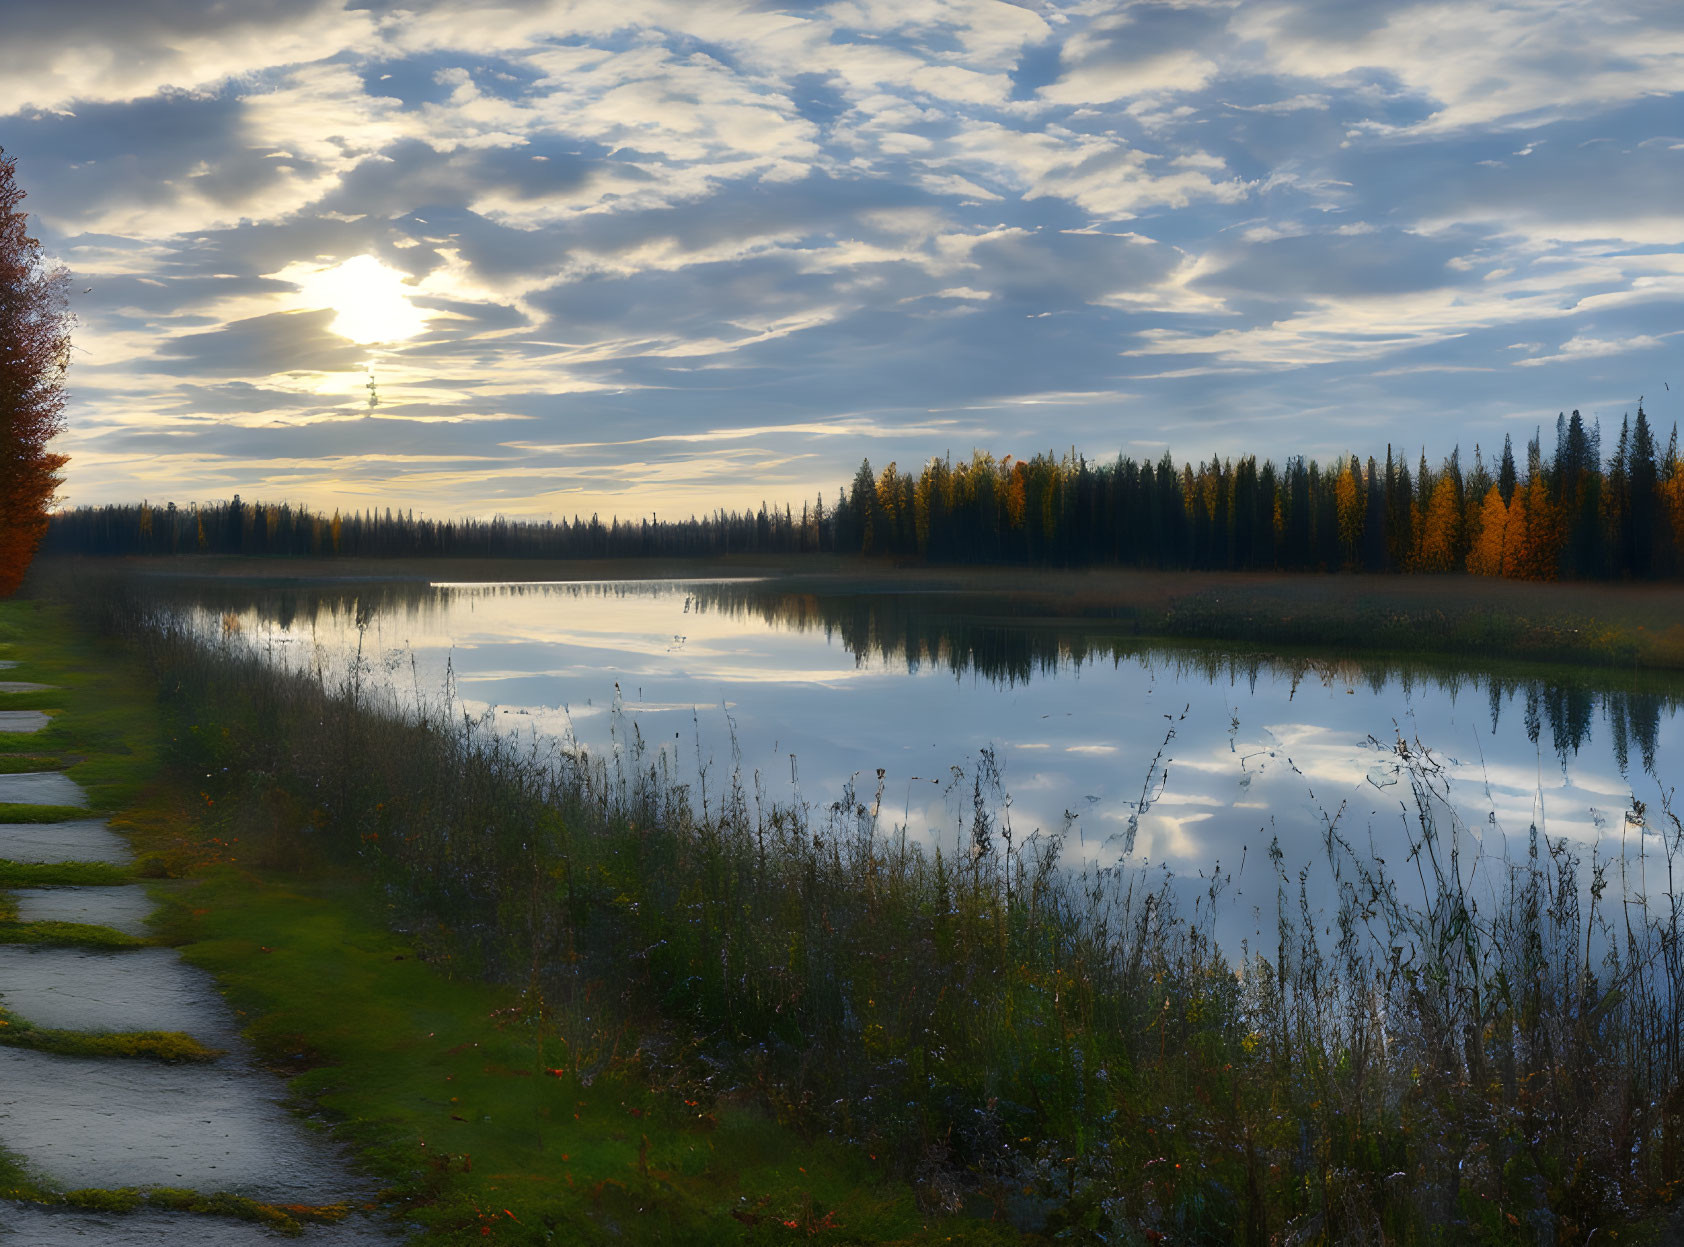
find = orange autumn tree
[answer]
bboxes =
[0,149,70,595]
[1498,473,1562,580]
[1663,474,1684,564]
[1466,486,1509,576]
[1335,458,1364,568]
[1523,473,1564,579]
[1662,432,1684,568]
[1416,474,1462,571]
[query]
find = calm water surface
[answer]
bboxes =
[183,577,1683,946]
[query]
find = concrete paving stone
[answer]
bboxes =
[0,1048,371,1203]
[0,820,131,865]
[0,666,395,1239]
[0,948,236,1043]
[0,683,55,694]
[0,773,87,807]
[10,886,154,937]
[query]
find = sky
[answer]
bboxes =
[5,0,1683,520]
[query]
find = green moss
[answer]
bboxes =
[0,919,147,949]
[0,860,130,886]
[4,1184,353,1235]
[58,1186,144,1213]
[0,803,91,823]
[0,1005,220,1062]
[139,1185,350,1230]
[0,1140,49,1203]
[4,1129,346,1235]
[0,754,68,774]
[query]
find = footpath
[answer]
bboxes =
[0,643,396,1243]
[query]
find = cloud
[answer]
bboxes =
[156,309,369,377]
[3,0,1678,516]
[1190,227,1475,301]
[0,0,373,116]
[1231,0,1684,134]
[1513,333,1669,367]
[1039,4,1225,106]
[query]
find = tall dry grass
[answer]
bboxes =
[79,580,1684,1244]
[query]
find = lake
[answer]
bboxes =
[169,575,1682,952]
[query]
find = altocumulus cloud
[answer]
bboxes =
[4,0,1681,518]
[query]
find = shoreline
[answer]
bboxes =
[35,553,1684,673]
[6,587,1683,1243]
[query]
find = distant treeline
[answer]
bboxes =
[47,405,1684,579]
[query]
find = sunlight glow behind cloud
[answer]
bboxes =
[289,255,430,346]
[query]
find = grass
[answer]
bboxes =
[0,754,69,774]
[0,597,1002,1244]
[0,860,130,886]
[153,867,954,1244]
[0,919,147,949]
[0,1154,350,1234]
[0,1003,220,1062]
[73,1186,351,1230]
[43,575,1683,1244]
[0,601,352,1233]
[7,569,1683,1242]
[0,805,92,824]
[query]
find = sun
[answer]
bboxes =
[299,255,428,345]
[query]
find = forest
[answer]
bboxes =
[45,406,1684,581]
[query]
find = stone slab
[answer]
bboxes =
[0,947,234,1044]
[0,712,49,735]
[0,1048,368,1203]
[0,820,131,866]
[0,683,54,694]
[0,773,86,807]
[11,886,154,937]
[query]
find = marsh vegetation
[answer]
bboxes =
[63,573,1684,1244]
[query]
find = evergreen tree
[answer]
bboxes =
[1630,404,1659,577]
[1605,415,1632,576]
[1556,410,1601,578]
[1388,450,1415,570]
[1464,445,1493,565]
[849,460,878,554]
[1660,424,1684,575]
[1362,454,1388,571]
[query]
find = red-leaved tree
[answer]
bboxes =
[0,147,70,596]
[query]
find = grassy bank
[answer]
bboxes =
[37,554,1684,673]
[747,564,1684,672]
[0,599,989,1242]
[39,577,1684,1244]
[0,600,349,1233]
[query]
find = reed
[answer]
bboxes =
[78,580,1684,1243]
